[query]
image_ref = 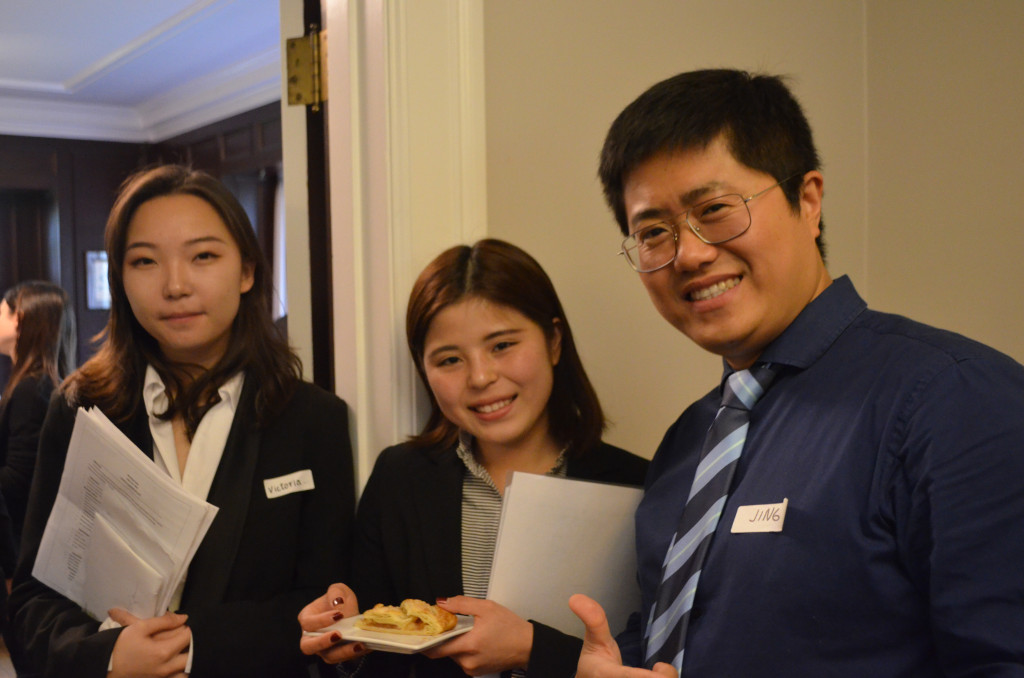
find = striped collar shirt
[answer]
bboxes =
[455,432,568,600]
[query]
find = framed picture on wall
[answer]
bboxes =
[85,250,110,310]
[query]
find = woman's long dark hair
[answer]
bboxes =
[63,165,301,436]
[2,281,76,400]
[406,239,605,457]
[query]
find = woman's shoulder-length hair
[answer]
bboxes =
[2,280,76,400]
[405,238,605,457]
[63,164,301,434]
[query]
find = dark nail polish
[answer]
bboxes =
[331,596,344,607]
[330,632,342,644]
[332,611,344,621]
[353,643,366,653]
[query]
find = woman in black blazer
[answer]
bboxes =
[0,280,76,547]
[300,240,648,678]
[10,166,355,678]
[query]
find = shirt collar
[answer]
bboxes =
[142,364,245,417]
[143,365,167,416]
[455,432,491,484]
[720,275,867,382]
[455,430,569,479]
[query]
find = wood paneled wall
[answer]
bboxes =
[0,101,282,372]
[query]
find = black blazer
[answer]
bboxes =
[0,482,16,630]
[351,441,649,678]
[10,379,356,678]
[0,373,54,544]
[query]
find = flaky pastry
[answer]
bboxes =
[355,598,457,636]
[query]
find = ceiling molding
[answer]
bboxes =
[0,78,65,95]
[0,47,281,143]
[0,95,146,142]
[0,0,281,143]
[64,0,230,94]
[139,47,282,142]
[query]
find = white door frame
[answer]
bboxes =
[322,0,487,491]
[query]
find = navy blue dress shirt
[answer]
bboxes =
[626,276,1024,677]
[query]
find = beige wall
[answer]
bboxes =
[484,0,868,457]
[483,0,1024,458]
[865,2,1024,359]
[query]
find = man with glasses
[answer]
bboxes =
[569,69,1024,677]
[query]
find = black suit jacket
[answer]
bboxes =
[0,373,54,545]
[351,441,649,678]
[10,379,356,678]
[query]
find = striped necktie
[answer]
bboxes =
[644,364,776,673]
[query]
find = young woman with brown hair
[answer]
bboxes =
[11,165,355,678]
[0,280,76,544]
[300,239,647,678]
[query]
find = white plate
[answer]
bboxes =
[304,614,474,654]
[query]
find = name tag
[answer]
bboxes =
[731,497,788,533]
[264,469,315,499]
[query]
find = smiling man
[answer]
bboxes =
[570,69,1024,678]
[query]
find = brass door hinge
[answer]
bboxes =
[286,24,327,111]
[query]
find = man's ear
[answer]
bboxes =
[799,170,824,238]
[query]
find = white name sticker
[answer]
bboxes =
[731,497,788,533]
[264,469,315,499]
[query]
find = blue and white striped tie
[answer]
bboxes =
[643,364,776,673]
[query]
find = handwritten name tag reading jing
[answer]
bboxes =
[730,498,788,534]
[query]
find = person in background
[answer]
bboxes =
[300,239,649,678]
[569,68,1024,677]
[10,165,356,678]
[0,280,75,668]
[0,280,76,546]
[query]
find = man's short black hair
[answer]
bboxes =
[599,69,825,258]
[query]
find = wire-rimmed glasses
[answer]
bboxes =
[618,175,799,273]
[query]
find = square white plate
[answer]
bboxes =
[305,614,474,654]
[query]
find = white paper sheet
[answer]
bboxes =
[83,513,164,619]
[32,407,218,620]
[487,472,643,639]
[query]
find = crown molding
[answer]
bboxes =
[140,47,281,142]
[0,95,147,142]
[64,0,230,94]
[0,47,281,143]
[0,78,66,95]
[0,0,232,97]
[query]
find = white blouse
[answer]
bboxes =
[142,365,244,610]
[102,366,245,674]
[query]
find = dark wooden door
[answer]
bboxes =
[0,189,55,293]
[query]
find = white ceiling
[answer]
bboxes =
[0,0,282,143]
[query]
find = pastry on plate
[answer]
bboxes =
[355,599,457,636]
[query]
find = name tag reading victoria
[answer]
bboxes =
[731,498,788,533]
[264,469,315,499]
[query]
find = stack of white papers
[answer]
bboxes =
[33,407,218,620]
[487,472,643,638]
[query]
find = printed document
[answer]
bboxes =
[32,407,218,620]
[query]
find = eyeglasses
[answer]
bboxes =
[618,175,800,273]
